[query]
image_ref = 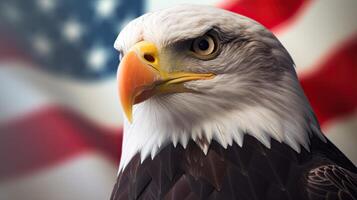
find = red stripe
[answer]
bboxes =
[219,0,309,30]
[300,36,357,126]
[0,107,122,181]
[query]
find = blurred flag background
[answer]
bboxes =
[0,0,356,199]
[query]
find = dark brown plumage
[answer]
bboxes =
[110,134,357,200]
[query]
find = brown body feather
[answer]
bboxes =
[111,134,357,200]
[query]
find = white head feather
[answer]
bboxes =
[114,5,325,171]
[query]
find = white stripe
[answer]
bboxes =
[0,67,52,123]
[275,0,357,73]
[0,63,123,127]
[0,154,117,200]
[324,112,357,166]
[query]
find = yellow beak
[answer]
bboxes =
[118,41,215,122]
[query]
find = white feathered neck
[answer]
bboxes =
[118,75,325,172]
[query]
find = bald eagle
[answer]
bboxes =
[111,5,357,200]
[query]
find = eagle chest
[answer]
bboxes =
[111,135,315,200]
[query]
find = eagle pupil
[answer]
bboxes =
[198,39,209,51]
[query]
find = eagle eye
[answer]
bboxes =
[191,34,217,58]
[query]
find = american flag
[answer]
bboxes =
[0,0,356,199]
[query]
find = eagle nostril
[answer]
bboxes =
[143,54,155,63]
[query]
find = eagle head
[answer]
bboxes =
[114,5,324,170]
